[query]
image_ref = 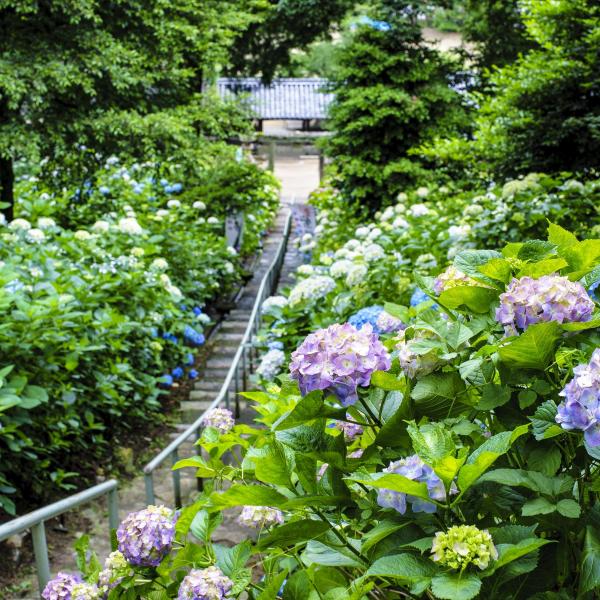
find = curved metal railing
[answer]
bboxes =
[142,209,292,506]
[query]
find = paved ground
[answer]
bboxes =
[5,153,318,599]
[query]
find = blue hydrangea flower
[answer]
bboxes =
[160,178,169,187]
[161,374,174,386]
[268,341,284,351]
[185,353,194,366]
[193,307,203,316]
[180,304,188,311]
[171,183,183,193]
[589,279,600,303]
[410,287,434,307]
[184,325,205,346]
[376,455,455,514]
[172,367,184,379]
[189,369,198,379]
[348,306,384,331]
[99,186,110,196]
[162,332,179,344]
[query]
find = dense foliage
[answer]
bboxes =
[0,152,279,515]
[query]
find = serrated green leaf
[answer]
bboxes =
[498,322,562,370]
[431,572,481,600]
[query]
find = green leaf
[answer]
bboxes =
[478,384,511,410]
[407,421,455,465]
[548,223,578,250]
[362,521,409,553]
[302,539,364,568]
[257,519,330,550]
[172,455,217,478]
[517,258,568,278]
[411,372,468,420]
[384,302,410,322]
[366,554,437,582]
[274,392,344,430]
[484,538,553,575]
[210,484,287,509]
[531,400,563,440]
[214,541,251,578]
[438,286,497,313]
[517,240,556,262]
[477,468,573,496]
[556,499,581,518]
[579,526,600,595]
[522,497,556,516]
[478,258,512,284]
[498,322,562,370]
[190,509,222,542]
[454,249,503,281]
[256,571,288,600]
[430,573,481,600]
[456,425,529,496]
[370,370,404,391]
[348,472,433,503]
[375,391,411,447]
[248,442,294,486]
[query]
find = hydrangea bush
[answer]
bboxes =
[0,155,279,514]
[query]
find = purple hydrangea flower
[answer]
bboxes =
[98,551,132,594]
[289,323,391,406]
[116,505,177,567]
[333,415,364,440]
[496,275,594,335]
[178,566,233,600]
[376,455,454,514]
[237,506,284,528]
[395,330,443,379]
[375,310,405,334]
[556,349,600,446]
[42,573,82,600]
[201,408,234,434]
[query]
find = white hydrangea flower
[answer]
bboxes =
[197,217,206,225]
[415,253,438,269]
[392,216,409,229]
[197,313,211,325]
[207,216,219,225]
[37,217,56,229]
[118,217,143,235]
[289,275,335,306]
[226,246,237,256]
[448,224,471,241]
[320,254,333,266]
[224,261,235,274]
[9,218,31,231]
[410,204,429,217]
[92,220,110,233]
[131,247,145,257]
[381,207,395,221]
[297,264,314,276]
[364,243,385,262]
[394,203,406,214]
[156,209,169,218]
[193,200,206,210]
[74,230,92,241]
[30,267,43,278]
[151,258,169,270]
[345,239,361,251]
[345,263,368,287]
[256,349,286,380]
[301,233,313,243]
[262,295,288,314]
[416,186,430,198]
[166,199,180,209]
[367,227,382,241]
[355,226,369,239]
[330,259,353,278]
[314,224,324,234]
[27,228,45,242]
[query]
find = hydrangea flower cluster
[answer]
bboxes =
[116,505,177,567]
[290,323,391,406]
[237,505,284,528]
[202,408,235,434]
[431,525,498,570]
[348,306,404,335]
[376,455,451,514]
[288,275,335,306]
[178,566,233,600]
[433,266,477,295]
[184,325,206,347]
[98,551,132,593]
[496,275,594,334]
[42,573,82,600]
[410,287,431,307]
[395,330,443,379]
[556,348,600,446]
[261,295,288,314]
[71,583,101,600]
[256,348,286,380]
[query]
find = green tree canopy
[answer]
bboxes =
[323,0,466,213]
[0,0,264,216]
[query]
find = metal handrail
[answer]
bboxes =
[142,209,293,506]
[0,479,119,594]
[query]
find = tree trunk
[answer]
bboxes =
[0,155,14,221]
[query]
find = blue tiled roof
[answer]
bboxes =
[216,78,334,120]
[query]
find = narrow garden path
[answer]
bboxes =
[10,154,319,597]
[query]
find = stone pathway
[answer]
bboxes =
[6,155,319,600]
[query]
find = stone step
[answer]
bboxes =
[205,357,233,370]
[214,332,244,343]
[220,321,248,333]
[229,309,252,318]
[194,380,227,392]
[200,367,231,380]
[189,390,216,402]
[179,400,213,422]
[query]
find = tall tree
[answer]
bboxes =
[227,0,353,81]
[323,0,465,213]
[0,0,264,218]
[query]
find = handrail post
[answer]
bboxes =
[171,450,182,508]
[234,364,241,418]
[195,428,204,492]
[144,473,155,505]
[108,487,119,532]
[31,521,50,594]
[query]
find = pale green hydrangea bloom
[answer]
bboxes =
[431,525,498,571]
